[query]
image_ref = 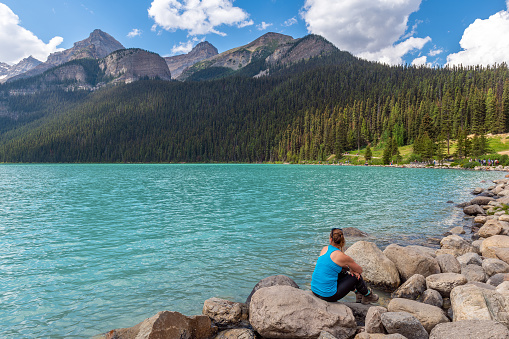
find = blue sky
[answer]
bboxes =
[1,0,509,68]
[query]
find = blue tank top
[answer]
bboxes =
[311,245,343,297]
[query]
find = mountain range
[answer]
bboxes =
[0,29,339,90]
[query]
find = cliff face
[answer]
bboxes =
[179,33,295,79]
[266,35,337,65]
[100,49,172,83]
[165,42,218,79]
[0,56,42,83]
[8,29,124,82]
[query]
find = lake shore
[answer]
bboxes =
[103,173,509,338]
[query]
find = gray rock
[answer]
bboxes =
[450,284,509,327]
[481,235,509,258]
[343,227,369,237]
[421,289,443,308]
[482,258,509,277]
[406,246,437,258]
[365,306,388,334]
[463,204,486,216]
[383,244,440,281]
[214,328,255,339]
[202,298,248,328]
[435,254,461,273]
[472,187,484,195]
[249,286,357,339]
[105,311,217,339]
[471,239,484,254]
[449,226,465,234]
[391,274,426,300]
[345,241,400,290]
[460,264,487,283]
[437,235,475,257]
[466,281,496,290]
[457,252,483,266]
[429,320,509,339]
[470,196,494,205]
[245,275,299,304]
[425,273,468,297]
[478,219,503,238]
[487,273,509,287]
[380,312,429,339]
[387,298,449,333]
[341,302,376,326]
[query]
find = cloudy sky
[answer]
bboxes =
[1,0,508,68]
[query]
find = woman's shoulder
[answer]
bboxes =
[319,245,329,256]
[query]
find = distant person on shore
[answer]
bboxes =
[311,228,378,304]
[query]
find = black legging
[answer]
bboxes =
[313,271,370,302]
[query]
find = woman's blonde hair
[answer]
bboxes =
[330,228,345,251]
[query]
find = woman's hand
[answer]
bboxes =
[350,271,361,279]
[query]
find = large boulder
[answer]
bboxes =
[456,252,483,266]
[450,284,509,327]
[478,219,503,238]
[460,264,487,283]
[470,196,494,205]
[486,273,509,287]
[345,241,400,290]
[202,298,248,328]
[425,273,468,297]
[421,289,443,308]
[249,286,357,338]
[354,333,406,339]
[383,244,440,281]
[406,246,437,258]
[245,275,299,304]
[463,204,485,216]
[480,235,509,258]
[482,258,509,277]
[365,306,388,334]
[391,274,426,300]
[380,312,428,339]
[387,298,449,333]
[493,247,509,264]
[429,320,509,339]
[435,254,461,274]
[437,235,475,257]
[105,311,216,339]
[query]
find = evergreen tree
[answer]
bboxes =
[382,138,392,165]
[365,144,372,162]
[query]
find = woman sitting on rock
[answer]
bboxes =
[311,228,378,304]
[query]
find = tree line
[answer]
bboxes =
[0,50,508,163]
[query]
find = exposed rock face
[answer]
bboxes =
[9,29,124,81]
[345,241,401,290]
[429,320,509,339]
[165,41,218,79]
[99,49,171,83]
[0,56,42,83]
[265,34,337,65]
[105,311,216,339]
[249,286,357,338]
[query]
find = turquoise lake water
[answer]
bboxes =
[0,164,503,338]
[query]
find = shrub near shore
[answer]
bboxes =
[103,176,509,339]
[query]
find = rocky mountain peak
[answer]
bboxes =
[71,29,124,59]
[189,42,218,57]
[165,41,219,79]
[0,56,42,83]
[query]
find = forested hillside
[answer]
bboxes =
[0,50,508,163]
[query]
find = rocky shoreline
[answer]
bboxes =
[101,175,509,339]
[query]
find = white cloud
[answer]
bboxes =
[446,9,509,66]
[257,22,273,31]
[428,48,443,57]
[358,36,431,65]
[412,55,428,66]
[283,17,297,27]
[127,29,142,38]
[148,0,253,37]
[301,0,430,65]
[171,37,205,54]
[0,3,64,64]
